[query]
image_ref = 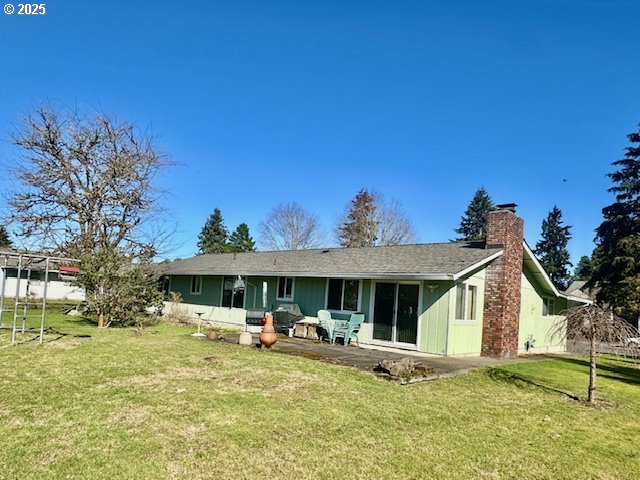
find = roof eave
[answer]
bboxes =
[452,250,504,281]
[164,270,455,281]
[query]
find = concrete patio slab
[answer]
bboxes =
[222,333,546,382]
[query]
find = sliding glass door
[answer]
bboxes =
[372,282,419,346]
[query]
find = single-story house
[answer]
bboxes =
[0,250,85,301]
[160,205,590,358]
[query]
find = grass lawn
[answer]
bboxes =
[1,311,639,480]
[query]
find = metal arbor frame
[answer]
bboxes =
[0,251,80,345]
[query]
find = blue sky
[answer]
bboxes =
[1,1,639,264]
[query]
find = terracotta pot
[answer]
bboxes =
[207,330,219,341]
[259,313,277,348]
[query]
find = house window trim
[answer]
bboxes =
[325,278,362,313]
[542,297,555,317]
[276,276,295,301]
[191,275,202,295]
[453,280,479,324]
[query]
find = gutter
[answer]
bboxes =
[163,271,457,281]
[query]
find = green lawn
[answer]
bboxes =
[1,312,639,480]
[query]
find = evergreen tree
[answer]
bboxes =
[591,126,640,323]
[534,206,572,289]
[338,189,379,247]
[197,208,229,254]
[455,187,495,241]
[573,255,593,281]
[228,223,256,252]
[0,225,11,249]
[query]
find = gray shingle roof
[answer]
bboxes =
[161,242,503,279]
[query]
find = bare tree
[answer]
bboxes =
[551,305,638,404]
[7,105,168,258]
[336,189,417,247]
[259,202,325,250]
[6,105,170,327]
[376,195,417,246]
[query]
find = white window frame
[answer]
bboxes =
[542,298,555,317]
[453,281,479,323]
[325,278,362,313]
[190,275,202,295]
[277,276,295,301]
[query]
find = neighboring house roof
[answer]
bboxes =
[566,280,587,294]
[162,241,504,280]
[564,280,594,302]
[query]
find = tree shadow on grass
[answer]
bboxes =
[551,356,640,387]
[487,367,581,401]
[65,316,98,327]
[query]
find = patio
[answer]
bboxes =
[223,333,545,382]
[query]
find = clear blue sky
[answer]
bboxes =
[1,1,639,264]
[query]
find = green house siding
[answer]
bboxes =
[447,269,486,356]
[170,275,222,306]
[419,281,452,355]
[288,277,327,316]
[244,276,276,310]
[168,274,367,320]
[518,270,567,351]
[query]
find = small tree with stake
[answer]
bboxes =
[551,304,638,404]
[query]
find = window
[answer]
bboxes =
[190,275,202,295]
[327,279,360,312]
[466,285,477,320]
[455,283,477,321]
[277,277,294,300]
[222,276,244,308]
[543,298,555,316]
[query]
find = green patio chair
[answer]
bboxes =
[317,310,335,343]
[331,313,365,346]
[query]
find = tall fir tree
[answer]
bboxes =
[228,223,256,252]
[338,189,379,247]
[455,187,495,241]
[197,208,229,254]
[0,225,11,249]
[591,126,640,323]
[534,206,572,289]
[573,255,593,281]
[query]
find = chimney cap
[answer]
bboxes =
[495,203,518,213]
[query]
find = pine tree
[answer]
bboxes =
[228,223,256,252]
[573,255,593,281]
[455,187,495,241]
[591,126,640,323]
[338,189,379,247]
[534,206,572,289]
[197,208,229,254]
[0,225,11,249]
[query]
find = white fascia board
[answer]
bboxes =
[452,250,504,281]
[522,241,562,297]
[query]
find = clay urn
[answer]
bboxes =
[207,330,219,341]
[259,313,277,348]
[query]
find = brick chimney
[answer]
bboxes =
[481,204,524,358]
